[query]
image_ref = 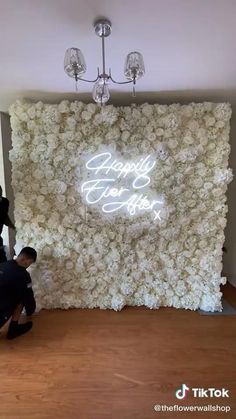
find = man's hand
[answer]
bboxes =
[4,215,16,230]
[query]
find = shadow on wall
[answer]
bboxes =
[9,87,236,107]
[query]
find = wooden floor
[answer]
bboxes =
[0,284,236,419]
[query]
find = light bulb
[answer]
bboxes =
[64,48,87,79]
[92,80,110,105]
[124,51,145,80]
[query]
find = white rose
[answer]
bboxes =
[168,139,178,149]
[156,128,164,136]
[183,133,194,145]
[87,103,97,114]
[65,261,74,270]
[81,111,92,121]
[142,104,153,117]
[33,169,44,180]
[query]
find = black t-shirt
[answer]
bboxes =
[0,260,36,315]
[0,197,9,235]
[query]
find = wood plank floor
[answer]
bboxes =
[0,283,236,419]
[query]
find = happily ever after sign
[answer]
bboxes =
[80,148,163,220]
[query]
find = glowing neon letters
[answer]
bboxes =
[81,150,163,220]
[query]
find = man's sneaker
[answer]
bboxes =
[7,321,33,339]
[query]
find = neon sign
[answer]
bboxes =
[80,149,163,220]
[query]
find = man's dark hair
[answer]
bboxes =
[19,247,37,262]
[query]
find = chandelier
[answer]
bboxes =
[64,18,145,105]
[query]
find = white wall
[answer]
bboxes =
[0,112,15,257]
[223,108,236,286]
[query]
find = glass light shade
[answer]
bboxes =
[64,48,86,78]
[124,51,145,80]
[92,80,110,104]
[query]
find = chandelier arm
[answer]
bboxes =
[108,68,134,84]
[109,76,134,85]
[77,75,100,83]
[77,68,100,83]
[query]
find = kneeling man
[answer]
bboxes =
[0,247,37,339]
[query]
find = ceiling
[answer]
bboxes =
[0,0,236,111]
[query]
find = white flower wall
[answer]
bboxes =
[9,100,233,311]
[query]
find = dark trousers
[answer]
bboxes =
[0,236,7,263]
[0,310,12,328]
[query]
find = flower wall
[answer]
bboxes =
[9,100,233,311]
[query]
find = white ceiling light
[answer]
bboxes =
[64,18,145,105]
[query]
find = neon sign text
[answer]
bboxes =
[81,150,163,220]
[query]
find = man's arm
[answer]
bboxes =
[4,214,16,230]
[22,282,36,315]
[14,273,36,316]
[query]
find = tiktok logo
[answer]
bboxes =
[175,384,190,399]
[175,384,229,400]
